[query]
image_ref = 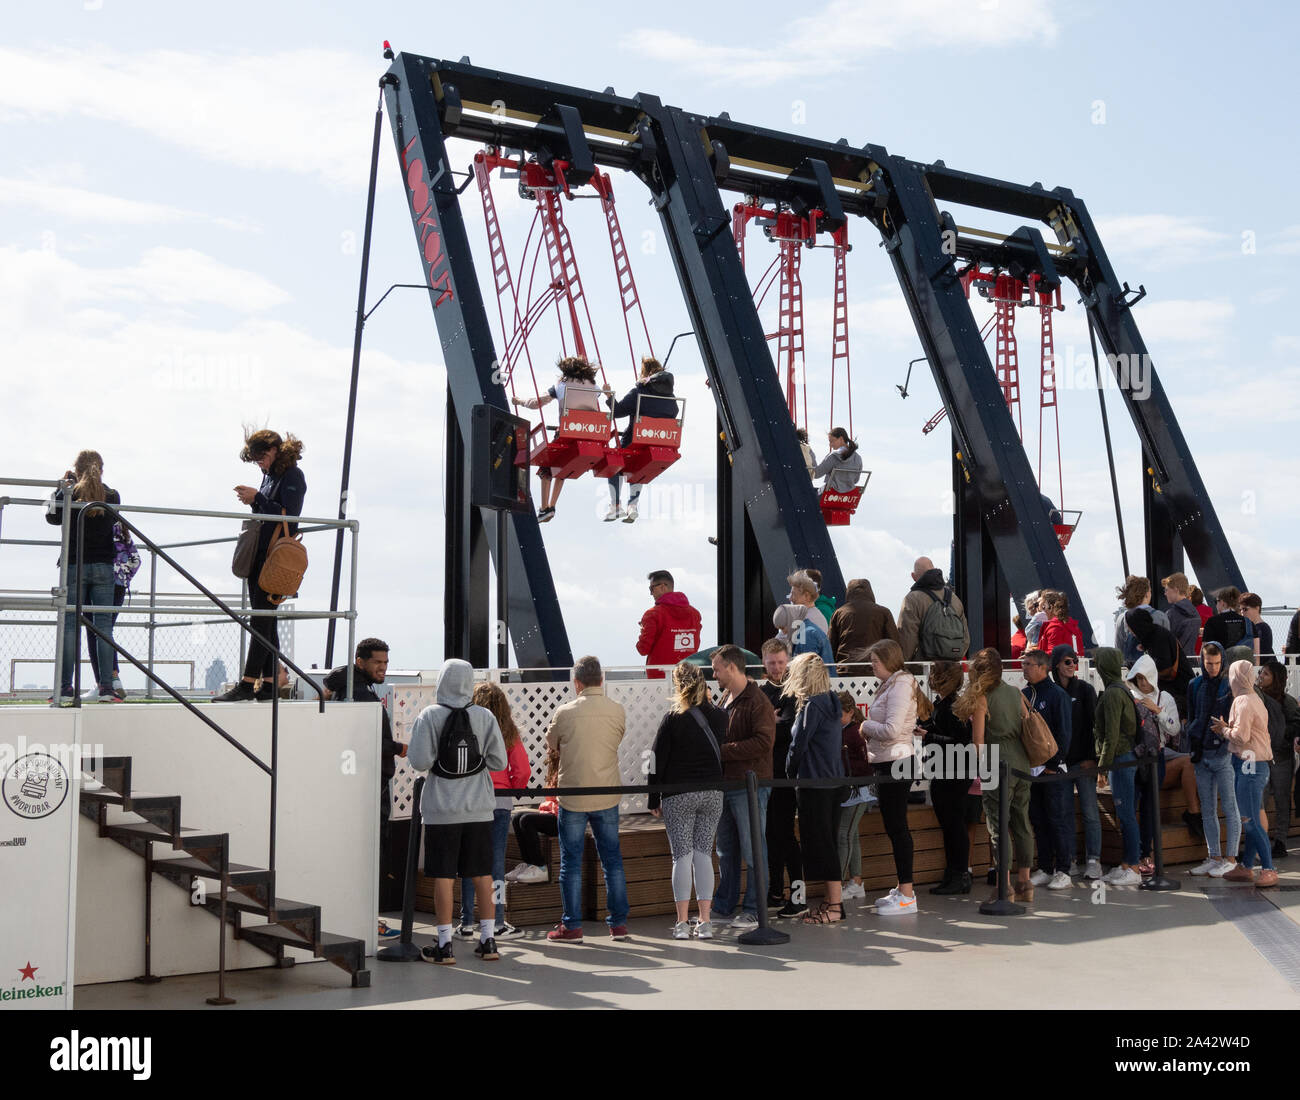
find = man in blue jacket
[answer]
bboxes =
[1022,650,1073,890]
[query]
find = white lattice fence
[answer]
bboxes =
[387,662,1061,820]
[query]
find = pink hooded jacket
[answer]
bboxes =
[862,669,919,764]
[1224,659,1271,764]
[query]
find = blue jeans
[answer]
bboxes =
[62,561,116,693]
[1072,770,1102,862]
[557,805,629,930]
[461,808,511,926]
[1234,755,1274,871]
[713,786,771,917]
[1109,753,1141,866]
[1195,747,1239,860]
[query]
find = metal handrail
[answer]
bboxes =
[70,501,326,712]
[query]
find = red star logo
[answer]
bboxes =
[18,962,37,981]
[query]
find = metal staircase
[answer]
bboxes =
[79,755,369,1001]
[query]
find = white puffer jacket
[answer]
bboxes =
[862,669,919,764]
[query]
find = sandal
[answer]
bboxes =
[802,900,845,925]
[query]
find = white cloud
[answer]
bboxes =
[0,176,253,230]
[1093,214,1234,269]
[1268,225,1300,256]
[0,46,379,190]
[623,0,1059,84]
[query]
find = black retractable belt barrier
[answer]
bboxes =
[737,770,790,947]
[979,756,1024,916]
[1139,755,1180,892]
[378,776,424,961]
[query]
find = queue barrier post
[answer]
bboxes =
[979,756,1025,916]
[378,776,424,961]
[737,771,790,946]
[1139,755,1180,892]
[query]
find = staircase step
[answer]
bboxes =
[153,856,270,887]
[104,822,226,849]
[220,894,318,921]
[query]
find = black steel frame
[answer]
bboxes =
[380,52,1244,655]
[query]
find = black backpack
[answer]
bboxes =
[432,705,486,779]
[918,587,968,660]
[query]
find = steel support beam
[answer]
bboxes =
[385,53,572,670]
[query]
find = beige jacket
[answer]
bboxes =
[546,685,627,812]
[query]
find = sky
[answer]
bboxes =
[2,0,1298,682]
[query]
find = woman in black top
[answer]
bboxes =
[649,661,726,939]
[47,450,121,701]
[921,660,974,894]
[214,429,306,702]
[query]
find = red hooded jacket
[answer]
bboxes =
[1038,616,1085,655]
[637,591,702,675]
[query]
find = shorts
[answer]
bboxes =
[537,467,553,481]
[424,820,494,879]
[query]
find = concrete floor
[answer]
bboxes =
[74,872,1300,1010]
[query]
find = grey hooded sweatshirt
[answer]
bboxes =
[407,659,507,825]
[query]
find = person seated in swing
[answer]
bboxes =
[511,355,602,522]
[1040,492,1064,526]
[812,427,862,494]
[795,428,817,479]
[600,356,677,523]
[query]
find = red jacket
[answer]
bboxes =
[1010,630,1027,658]
[637,591,702,675]
[1194,604,1212,654]
[1039,616,1084,655]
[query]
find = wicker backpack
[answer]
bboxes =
[257,511,308,605]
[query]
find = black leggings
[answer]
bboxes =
[242,557,280,681]
[766,786,803,899]
[874,761,915,883]
[512,810,558,865]
[929,776,971,876]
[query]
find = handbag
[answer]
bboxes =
[1019,690,1058,768]
[231,520,260,579]
[256,511,308,605]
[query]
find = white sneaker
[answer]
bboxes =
[672,921,691,940]
[1047,871,1072,890]
[505,862,529,882]
[694,920,713,939]
[729,912,758,929]
[496,922,524,939]
[622,505,638,523]
[1106,866,1142,886]
[842,882,866,900]
[1029,869,1051,886]
[875,891,918,915]
[1084,859,1104,880]
[604,505,620,522]
[874,887,901,908]
[1068,861,1085,877]
[1208,859,1236,879]
[513,864,550,885]
[1189,858,1218,877]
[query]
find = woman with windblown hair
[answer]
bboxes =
[214,428,306,702]
[47,450,122,702]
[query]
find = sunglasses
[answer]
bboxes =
[1062,657,1078,665]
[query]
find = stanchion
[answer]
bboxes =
[1139,756,1180,892]
[737,771,790,946]
[979,757,1025,916]
[378,777,424,961]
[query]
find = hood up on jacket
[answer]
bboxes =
[1126,653,1159,697]
[773,604,808,634]
[845,578,877,603]
[436,658,475,707]
[1198,641,1227,684]
[1125,608,1161,647]
[1094,646,1124,687]
[910,567,947,592]
[1049,643,1078,682]
[1228,659,1257,697]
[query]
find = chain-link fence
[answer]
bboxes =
[0,596,295,697]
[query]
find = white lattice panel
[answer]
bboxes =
[387,661,1066,820]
